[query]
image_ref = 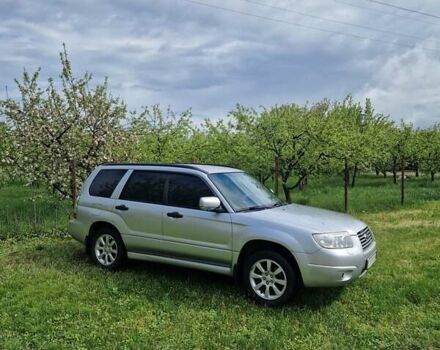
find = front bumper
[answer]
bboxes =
[295,241,377,287]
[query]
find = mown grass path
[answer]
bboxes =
[0,177,439,349]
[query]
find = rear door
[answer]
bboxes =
[113,170,167,254]
[161,173,233,266]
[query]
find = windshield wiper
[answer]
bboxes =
[270,202,283,208]
[236,202,283,212]
[236,205,268,212]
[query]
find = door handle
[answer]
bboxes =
[167,211,183,218]
[115,204,129,211]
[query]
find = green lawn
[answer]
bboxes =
[0,176,439,349]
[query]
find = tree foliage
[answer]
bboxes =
[243,103,329,202]
[0,122,12,185]
[129,105,194,163]
[1,46,127,198]
[419,124,440,181]
[1,48,439,208]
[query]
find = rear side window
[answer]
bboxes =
[89,169,127,198]
[167,173,213,209]
[120,171,166,204]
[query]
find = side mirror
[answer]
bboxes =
[199,196,221,211]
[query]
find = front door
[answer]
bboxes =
[161,173,233,266]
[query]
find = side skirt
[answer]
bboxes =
[127,252,233,276]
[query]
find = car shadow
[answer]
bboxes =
[123,257,343,310]
[290,286,344,309]
[125,258,237,288]
[67,242,344,310]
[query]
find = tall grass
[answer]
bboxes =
[0,182,71,240]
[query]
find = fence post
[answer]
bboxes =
[344,158,349,213]
[401,157,405,205]
[274,156,279,195]
[70,159,77,208]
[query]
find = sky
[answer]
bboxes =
[1,0,440,126]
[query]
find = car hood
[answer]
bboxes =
[240,203,366,234]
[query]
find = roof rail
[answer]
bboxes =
[101,163,209,174]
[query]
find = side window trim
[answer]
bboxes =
[163,174,170,205]
[111,169,133,199]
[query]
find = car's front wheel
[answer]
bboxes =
[243,250,300,306]
[90,227,126,270]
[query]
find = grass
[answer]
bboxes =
[0,175,439,349]
[0,182,70,240]
[287,173,440,214]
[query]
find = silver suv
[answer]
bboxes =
[69,163,377,306]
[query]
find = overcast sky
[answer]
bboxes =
[1,0,440,126]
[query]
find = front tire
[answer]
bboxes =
[243,250,299,306]
[90,227,126,270]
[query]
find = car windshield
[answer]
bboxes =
[209,172,283,212]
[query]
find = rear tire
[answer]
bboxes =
[90,226,126,270]
[243,250,299,306]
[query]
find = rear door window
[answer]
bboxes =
[89,169,127,198]
[167,173,214,209]
[119,171,166,204]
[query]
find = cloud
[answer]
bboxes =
[356,42,440,126]
[1,0,440,125]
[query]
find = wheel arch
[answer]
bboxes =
[86,221,121,254]
[234,239,303,284]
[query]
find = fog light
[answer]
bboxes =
[341,271,352,281]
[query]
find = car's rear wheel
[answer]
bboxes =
[90,227,126,270]
[243,250,299,306]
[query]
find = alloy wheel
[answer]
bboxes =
[249,258,287,300]
[94,233,118,266]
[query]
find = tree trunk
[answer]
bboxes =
[383,171,387,178]
[415,164,419,177]
[393,169,397,184]
[282,183,291,203]
[69,159,77,208]
[262,174,271,185]
[401,157,405,205]
[344,159,349,213]
[274,156,280,195]
[431,171,435,181]
[375,167,380,176]
[351,163,358,188]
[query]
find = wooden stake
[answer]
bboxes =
[274,156,279,195]
[401,157,405,205]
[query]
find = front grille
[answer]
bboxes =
[357,226,374,249]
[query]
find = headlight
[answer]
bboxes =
[313,231,354,249]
